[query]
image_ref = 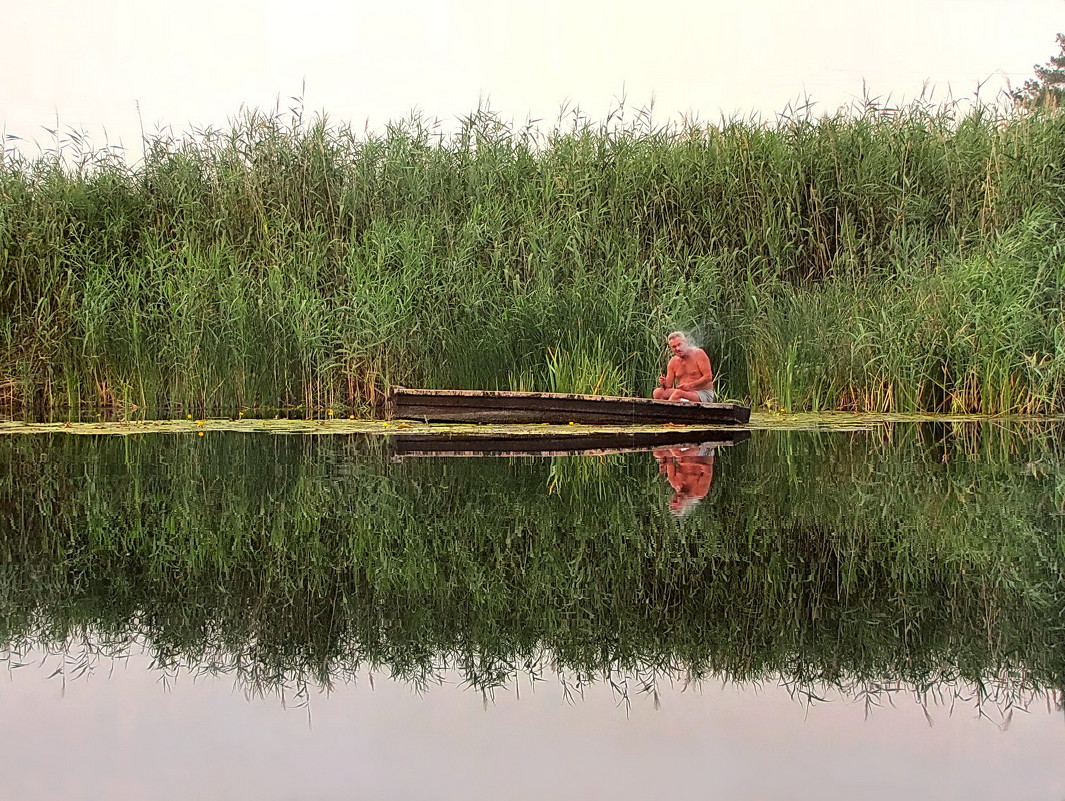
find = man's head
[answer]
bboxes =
[667,331,689,356]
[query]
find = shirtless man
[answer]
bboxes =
[652,331,715,403]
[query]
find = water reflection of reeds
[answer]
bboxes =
[1,424,1064,707]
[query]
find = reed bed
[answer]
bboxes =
[2,101,1065,414]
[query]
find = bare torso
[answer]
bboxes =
[666,349,713,392]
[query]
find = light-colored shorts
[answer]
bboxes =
[696,389,716,404]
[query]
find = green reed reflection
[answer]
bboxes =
[1,424,1064,702]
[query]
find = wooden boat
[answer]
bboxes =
[390,387,751,425]
[389,428,751,459]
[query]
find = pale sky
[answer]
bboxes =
[4,0,1063,160]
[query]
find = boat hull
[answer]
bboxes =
[390,387,751,425]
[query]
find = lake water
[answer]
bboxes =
[2,422,1065,799]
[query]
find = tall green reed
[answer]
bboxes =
[2,101,1064,414]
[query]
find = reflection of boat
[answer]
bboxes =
[390,387,751,425]
[389,428,751,459]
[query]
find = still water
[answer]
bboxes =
[2,423,1065,799]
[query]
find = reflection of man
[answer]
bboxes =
[654,445,715,516]
[653,331,715,403]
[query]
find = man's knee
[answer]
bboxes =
[653,388,669,399]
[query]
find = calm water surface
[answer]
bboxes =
[2,423,1065,799]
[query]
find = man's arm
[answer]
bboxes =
[661,357,679,388]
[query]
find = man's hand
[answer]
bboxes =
[658,375,669,388]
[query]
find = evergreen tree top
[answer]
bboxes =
[1012,33,1065,110]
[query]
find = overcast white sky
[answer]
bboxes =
[4,0,1063,160]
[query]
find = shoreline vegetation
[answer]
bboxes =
[3,100,1064,415]
[1,412,1064,437]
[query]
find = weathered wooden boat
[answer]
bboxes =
[390,387,751,425]
[389,428,751,459]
